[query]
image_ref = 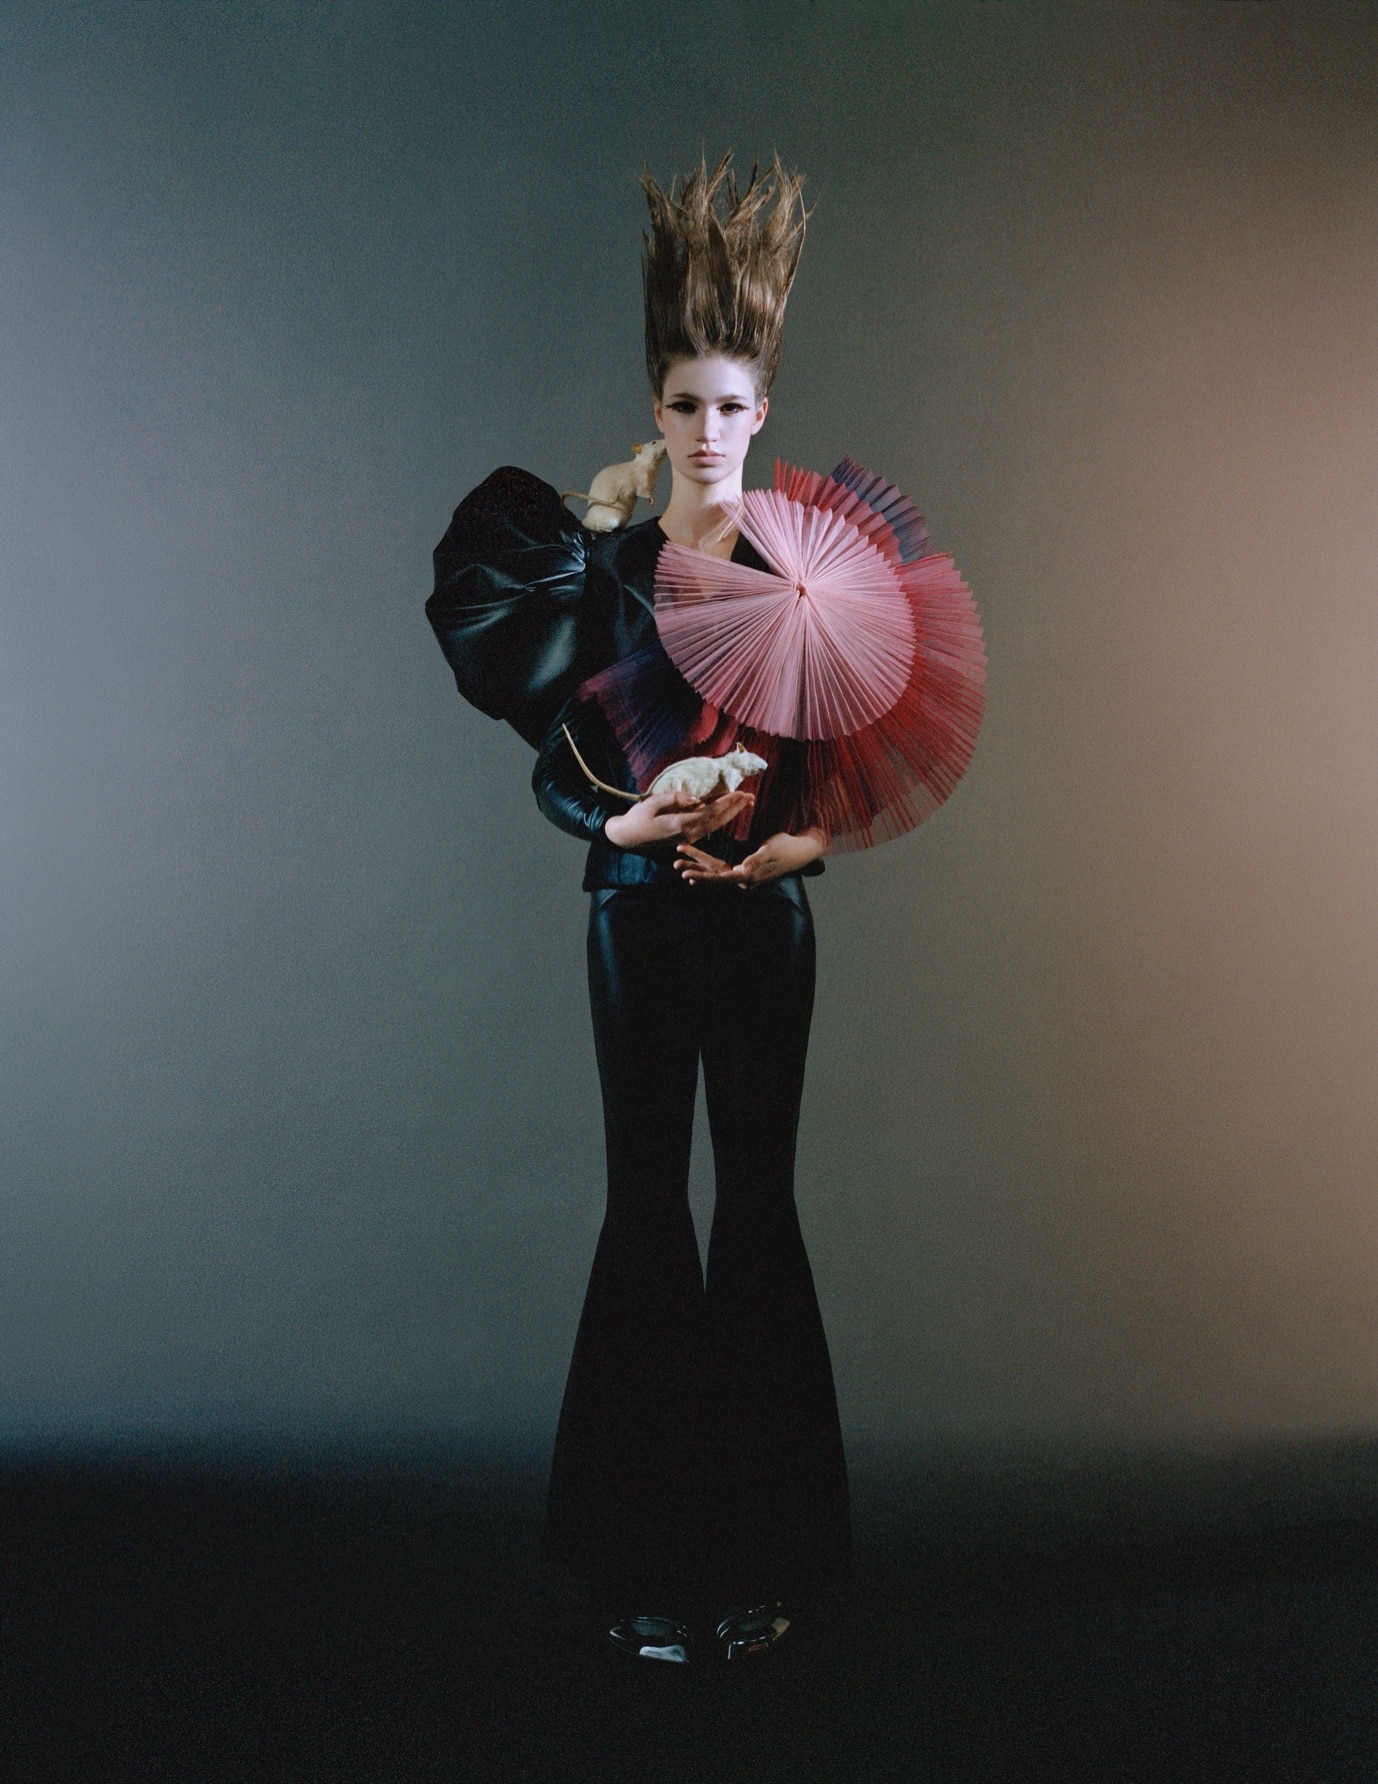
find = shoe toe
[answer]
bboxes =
[715,1601,790,1659]
[608,1614,693,1662]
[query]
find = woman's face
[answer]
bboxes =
[653,355,768,490]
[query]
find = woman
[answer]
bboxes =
[427,156,850,1661]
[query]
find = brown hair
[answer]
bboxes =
[641,152,808,400]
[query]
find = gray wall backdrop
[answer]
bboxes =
[2,0,1375,1451]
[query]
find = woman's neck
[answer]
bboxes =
[656,471,741,558]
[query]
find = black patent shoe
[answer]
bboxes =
[715,1601,791,1660]
[607,1613,693,1663]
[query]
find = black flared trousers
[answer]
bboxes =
[543,880,851,1606]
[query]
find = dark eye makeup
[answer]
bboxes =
[665,397,749,414]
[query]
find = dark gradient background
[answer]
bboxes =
[2,0,1376,1459]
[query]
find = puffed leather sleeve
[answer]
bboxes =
[532,698,628,845]
[426,467,603,750]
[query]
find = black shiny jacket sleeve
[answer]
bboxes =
[532,698,625,845]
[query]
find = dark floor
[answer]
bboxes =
[4,1437,1378,1782]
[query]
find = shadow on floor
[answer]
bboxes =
[4,1436,1378,1782]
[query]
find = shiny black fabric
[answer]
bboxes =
[427,466,658,751]
[543,882,851,1606]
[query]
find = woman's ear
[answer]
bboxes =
[751,396,769,435]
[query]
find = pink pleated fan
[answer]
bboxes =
[655,499,915,740]
[583,459,986,851]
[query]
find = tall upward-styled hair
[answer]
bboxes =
[641,152,808,400]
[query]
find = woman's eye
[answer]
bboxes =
[669,401,695,413]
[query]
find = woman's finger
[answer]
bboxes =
[677,844,739,873]
[649,790,703,817]
[736,848,782,888]
[700,790,753,824]
[683,799,738,836]
[676,856,732,879]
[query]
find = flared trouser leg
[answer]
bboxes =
[698,893,851,1598]
[542,884,849,1603]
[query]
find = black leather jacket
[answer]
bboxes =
[426,465,823,893]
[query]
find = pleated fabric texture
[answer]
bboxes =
[581,458,987,852]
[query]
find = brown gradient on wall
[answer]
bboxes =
[790,3,1378,1439]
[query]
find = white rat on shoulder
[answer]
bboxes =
[563,440,667,532]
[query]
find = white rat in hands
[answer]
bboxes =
[563,725,767,803]
[563,440,667,532]
[645,748,769,801]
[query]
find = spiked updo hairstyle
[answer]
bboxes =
[641,152,808,401]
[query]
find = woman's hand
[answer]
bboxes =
[675,827,827,889]
[603,789,755,851]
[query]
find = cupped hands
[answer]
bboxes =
[675,828,827,889]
